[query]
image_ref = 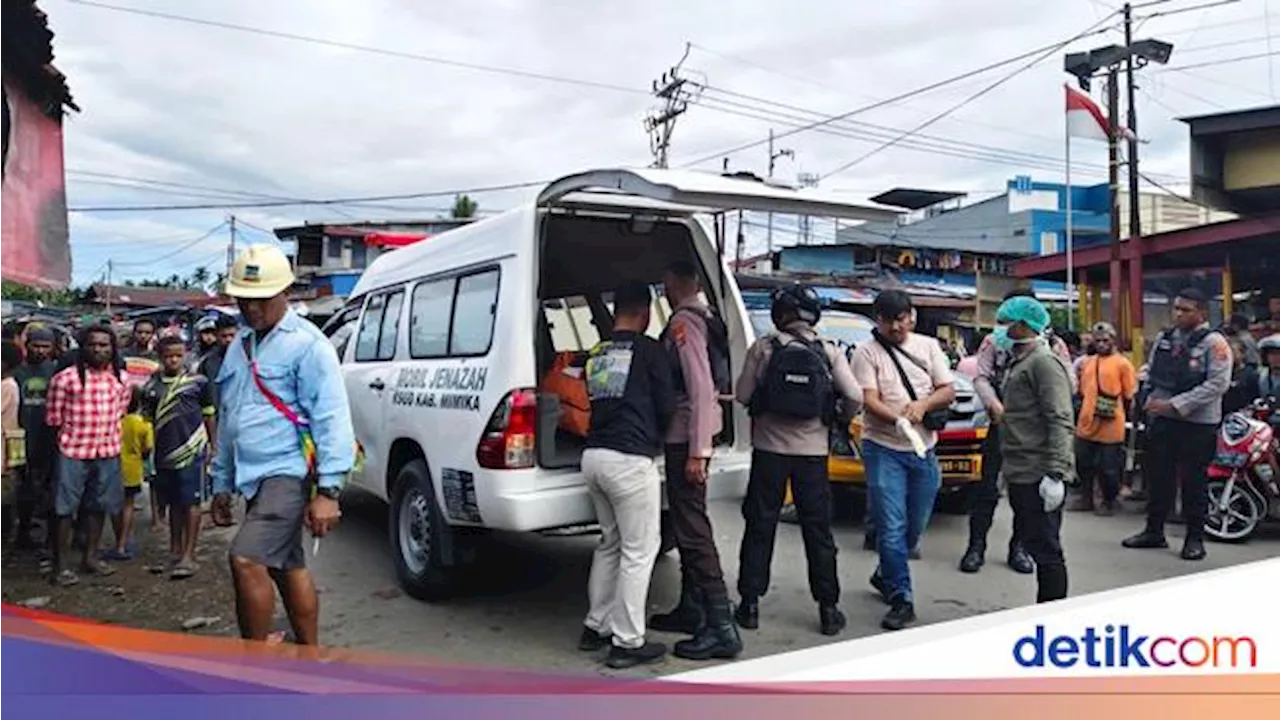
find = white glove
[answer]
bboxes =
[1039,475,1065,513]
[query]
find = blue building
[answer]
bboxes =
[834,177,1112,258]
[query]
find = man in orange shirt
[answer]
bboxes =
[1072,322,1137,516]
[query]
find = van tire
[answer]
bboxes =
[388,459,454,602]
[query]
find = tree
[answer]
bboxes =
[450,194,478,219]
[189,266,211,290]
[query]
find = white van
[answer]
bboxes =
[322,168,896,600]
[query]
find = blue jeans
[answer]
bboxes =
[864,440,941,605]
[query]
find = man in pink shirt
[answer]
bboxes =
[647,260,741,661]
[851,290,956,631]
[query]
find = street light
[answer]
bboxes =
[1064,39,1174,89]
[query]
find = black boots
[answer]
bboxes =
[606,642,668,669]
[649,573,705,635]
[1181,534,1206,561]
[1007,543,1034,574]
[674,589,743,661]
[959,541,1032,574]
[819,604,846,636]
[959,543,985,573]
[1123,527,1169,549]
[734,596,759,629]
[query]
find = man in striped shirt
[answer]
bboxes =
[45,326,131,586]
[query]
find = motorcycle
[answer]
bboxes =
[1205,396,1280,542]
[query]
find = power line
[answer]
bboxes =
[677,21,1122,169]
[1158,50,1280,72]
[819,14,1120,180]
[65,0,647,96]
[686,43,1064,145]
[691,87,1186,182]
[68,179,547,213]
[111,221,229,267]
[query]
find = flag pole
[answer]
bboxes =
[1065,93,1075,332]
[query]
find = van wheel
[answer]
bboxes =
[659,509,678,555]
[935,485,975,515]
[389,459,454,601]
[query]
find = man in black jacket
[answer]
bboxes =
[576,283,676,670]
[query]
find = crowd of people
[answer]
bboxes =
[1,245,351,648]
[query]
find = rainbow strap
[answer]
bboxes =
[244,337,364,496]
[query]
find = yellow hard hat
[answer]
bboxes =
[224,244,295,299]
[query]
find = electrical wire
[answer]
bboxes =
[691,87,1187,183]
[1158,50,1280,73]
[686,43,1065,146]
[68,180,547,213]
[65,0,648,96]
[677,20,1122,169]
[112,221,229,267]
[818,14,1122,180]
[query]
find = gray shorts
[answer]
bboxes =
[55,455,124,517]
[229,477,308,571]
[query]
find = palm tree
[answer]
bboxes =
[190,266,211,290]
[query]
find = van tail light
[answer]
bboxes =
[477,388,538,469]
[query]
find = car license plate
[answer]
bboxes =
[940,459,975,475]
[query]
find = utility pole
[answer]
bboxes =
[1123,2,1142,245]
[1107,68,1124,342]
[766,129,794,253]
[644,46,692,169]
[797,172,820,245]
[105,260,113,317]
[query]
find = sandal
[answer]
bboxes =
[170,560,198,579]
[55,569,80,587]
[80,560,116,577]
[101,548,133,562]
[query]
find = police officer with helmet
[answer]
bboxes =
[733,284,864,636]
[1124,287,1231,561]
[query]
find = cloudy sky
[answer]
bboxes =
[44,0,1279,286]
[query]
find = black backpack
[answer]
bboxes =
[750,334,835,423]
[663,306,732,395]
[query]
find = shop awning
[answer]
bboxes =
[364,231,430,248]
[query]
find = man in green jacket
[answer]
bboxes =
[993,296,1076,604]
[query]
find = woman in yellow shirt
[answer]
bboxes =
[106,389,153,561]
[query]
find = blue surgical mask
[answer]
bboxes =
[994,325,1040,352]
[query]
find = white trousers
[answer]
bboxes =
[581,447,662,649]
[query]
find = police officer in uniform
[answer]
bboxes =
[1123,287,1231,561]
[732,285,863,636]
[960,288,1074,575]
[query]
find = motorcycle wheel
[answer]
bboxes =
[1205,478,1263,543]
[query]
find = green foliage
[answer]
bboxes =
[1,280,86,306]
[450,194,478,219]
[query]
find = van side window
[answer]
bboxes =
[409,278,453,358]
[354,295,386,362]
[450,269,499,355]
[355,290,403,362]
[377,291,404,360]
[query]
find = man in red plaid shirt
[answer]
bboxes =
[45,326,132,586]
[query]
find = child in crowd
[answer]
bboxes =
[2,342,22,539]
[107,388,153,561]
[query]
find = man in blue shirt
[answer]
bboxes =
[210,245,355,645]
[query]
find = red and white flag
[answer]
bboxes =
[1065,84,1134,142]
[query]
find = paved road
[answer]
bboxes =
[311,488,1277,678]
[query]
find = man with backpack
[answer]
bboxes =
[733,284,863,636]
[851,290,956,631]
[647,260,742,661]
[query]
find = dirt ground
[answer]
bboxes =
[2,504,241,637]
